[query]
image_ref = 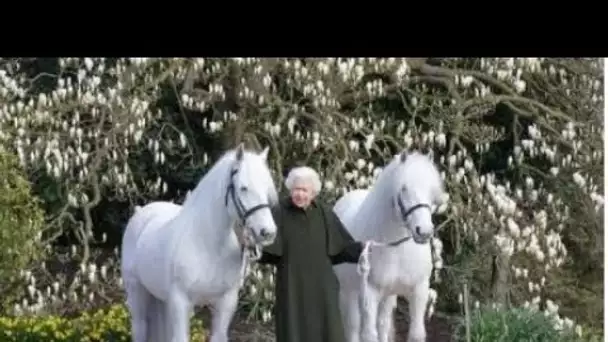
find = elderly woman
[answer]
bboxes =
[258,166,364,342]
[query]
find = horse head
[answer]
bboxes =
[225,143,278,247]
[390,149,444,244]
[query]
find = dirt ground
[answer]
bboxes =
[207,298,458,342]
[392,299,456,342]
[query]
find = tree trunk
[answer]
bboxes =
[220,61,245,151]
[491,253,511,307]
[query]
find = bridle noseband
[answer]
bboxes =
[224,168,271,227]
[388,191,433,246]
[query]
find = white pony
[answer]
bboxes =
[120,144,279,342]
[333,150,445,342]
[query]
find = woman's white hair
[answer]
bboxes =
[284,166,322,195]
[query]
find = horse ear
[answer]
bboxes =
[260,146,270,160]
[236,143,245,161]
[421,145,432,157]
[400,150,408,163]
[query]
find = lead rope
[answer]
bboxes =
[236,224,261,287]
[240,246,262,287]
[356,236,438,336]
[357,239,406,341]
[357,240,388,339]
[356,239,417,330]
[239,248,250,287]
[357,241,374,315]
[356,239,438,291]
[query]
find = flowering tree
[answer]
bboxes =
[0,58,602,335]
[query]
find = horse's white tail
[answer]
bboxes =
[147,296,167,342]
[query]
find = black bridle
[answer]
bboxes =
[224,168,271,229]
[387,192,433,246]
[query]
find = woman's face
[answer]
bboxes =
[290,178,314,209]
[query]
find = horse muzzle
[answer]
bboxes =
[412,232,432,244]
[411,225,433,244]
[249,226,276,246]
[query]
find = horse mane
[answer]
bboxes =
[357,151,443,227]
[181,148,278,213]
[374,151,438,190]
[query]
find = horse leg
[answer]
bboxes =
[147,295,167,342]
[359,286,381,342]
[340,290,361,342]
[208,287,239,342]
[167,290,192,342]
[388,318,396,342]
[407,281,429,342]
[125,279,151,342]
[377,295,397,342]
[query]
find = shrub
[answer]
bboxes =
[10,244,125,317]
[455,304,593,342]
[0,150,46,311]
[240,263,275,324]
[0,304,206,341]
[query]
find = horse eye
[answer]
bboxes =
[240,186,248,192]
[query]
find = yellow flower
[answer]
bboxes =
[0,303,207,341]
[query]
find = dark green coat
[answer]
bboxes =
[259,197,363,342]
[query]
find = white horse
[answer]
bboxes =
[120,144,279,342]
[333,150,445,342]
